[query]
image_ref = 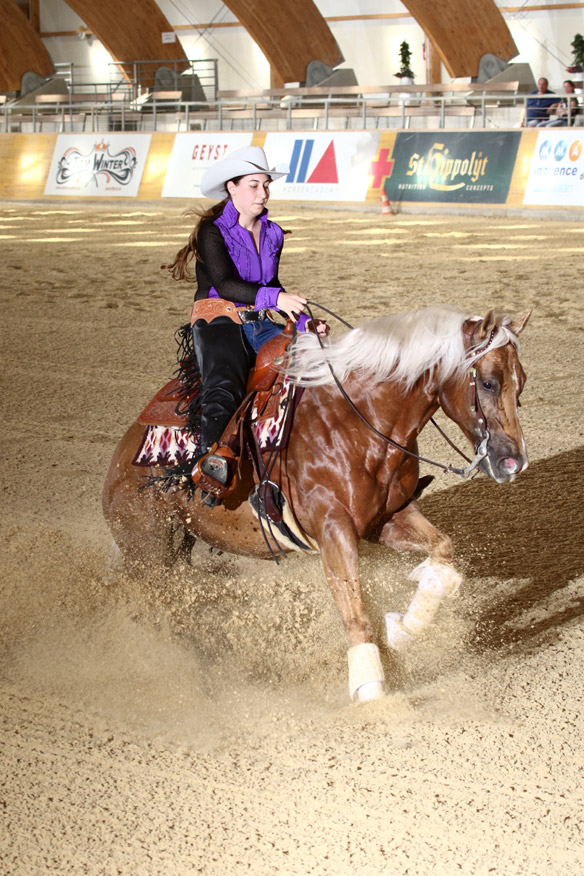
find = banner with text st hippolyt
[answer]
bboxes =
[384,132,521,204]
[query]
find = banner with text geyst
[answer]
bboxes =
[45,134,152,197]
[384,131,521,204]
[523,130,584,206]
[162,133,254,198]
[263,132,380,201]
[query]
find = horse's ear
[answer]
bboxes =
[476,309,497,339]
[508,311,531,336]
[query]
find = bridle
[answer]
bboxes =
[304,302,500,480]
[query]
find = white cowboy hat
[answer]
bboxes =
[199,145,289,200]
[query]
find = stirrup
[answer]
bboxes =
[201,453,230,485]
[192,450,234,501]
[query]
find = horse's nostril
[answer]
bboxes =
[501,457,519,474]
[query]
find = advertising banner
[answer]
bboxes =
[263,132,380,201]
[523,130,584,206]
[385,132,521,204]
[45,134,152,197]
[162,133,253,198]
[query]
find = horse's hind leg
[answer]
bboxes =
[103,473,191,577]
[177,528,196,565]
[379,500,462,650]
[109,506,195,577]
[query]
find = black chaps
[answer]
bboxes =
[192,316,254,451]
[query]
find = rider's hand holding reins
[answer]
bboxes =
[277,291,307,323]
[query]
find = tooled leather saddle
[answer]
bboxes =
[138,322,294,434]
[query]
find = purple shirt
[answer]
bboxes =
[208,199,308,331]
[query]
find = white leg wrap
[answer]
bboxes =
[348,643,385,701]
[386,560,463,650]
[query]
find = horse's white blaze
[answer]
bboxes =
[386,560,462,650]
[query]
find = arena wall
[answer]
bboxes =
[0,129,582,216]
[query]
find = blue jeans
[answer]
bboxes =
[242,317,285,353]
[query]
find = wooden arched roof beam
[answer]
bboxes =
[222,0,343,85]
[402,0,518,78]
[0,0,54,92]
[64,0,189,83]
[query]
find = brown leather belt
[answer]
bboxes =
[190,298,272,326]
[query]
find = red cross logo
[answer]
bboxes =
[369,148,394,188]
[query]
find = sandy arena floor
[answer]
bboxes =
[1,200,583,875]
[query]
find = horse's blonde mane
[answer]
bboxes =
[287,304,518,390]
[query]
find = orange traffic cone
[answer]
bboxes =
[381,190,393,215]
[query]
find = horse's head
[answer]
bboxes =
[439,310,530,483]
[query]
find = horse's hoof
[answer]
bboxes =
[356,681,385,702]
[385,612,414,650]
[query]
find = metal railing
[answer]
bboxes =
[108,58,218,102]
[1,88,581,134]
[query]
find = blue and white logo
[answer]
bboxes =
[538,140,551,161]
[553,140,567,162]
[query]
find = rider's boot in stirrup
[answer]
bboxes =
[191,445,236,508]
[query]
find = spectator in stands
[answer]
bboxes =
[520,77,556,127]
[537,80,580,126]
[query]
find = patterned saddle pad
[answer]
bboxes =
[133,377,295,468]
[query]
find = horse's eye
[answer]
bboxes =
[482,380,494,391]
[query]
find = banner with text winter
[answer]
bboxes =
[45,134,152,197]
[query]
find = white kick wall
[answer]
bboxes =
[39,0,583,93]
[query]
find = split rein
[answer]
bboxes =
[302,301,495,480]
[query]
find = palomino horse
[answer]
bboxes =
[103,304,530,702]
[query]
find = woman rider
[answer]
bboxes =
[166,145,322,505]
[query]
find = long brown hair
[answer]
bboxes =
[163,198,228,282]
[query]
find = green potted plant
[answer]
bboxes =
[566,33,584,73]
[395,41,414,82]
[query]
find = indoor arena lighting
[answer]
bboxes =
[456,255,533,262]
[110,240,184,247]
[142,153,169,183]
[89,220,147,226]
[454,243,528,249]
[20,237,80,243]
[19,153,45,184]
[345,227,408,235]
[30,210,83,215]
[331,238,402,246]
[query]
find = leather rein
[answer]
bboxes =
[304,301,498,480]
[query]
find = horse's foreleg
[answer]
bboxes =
[379,500,462,650]
[319,515,385,702]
